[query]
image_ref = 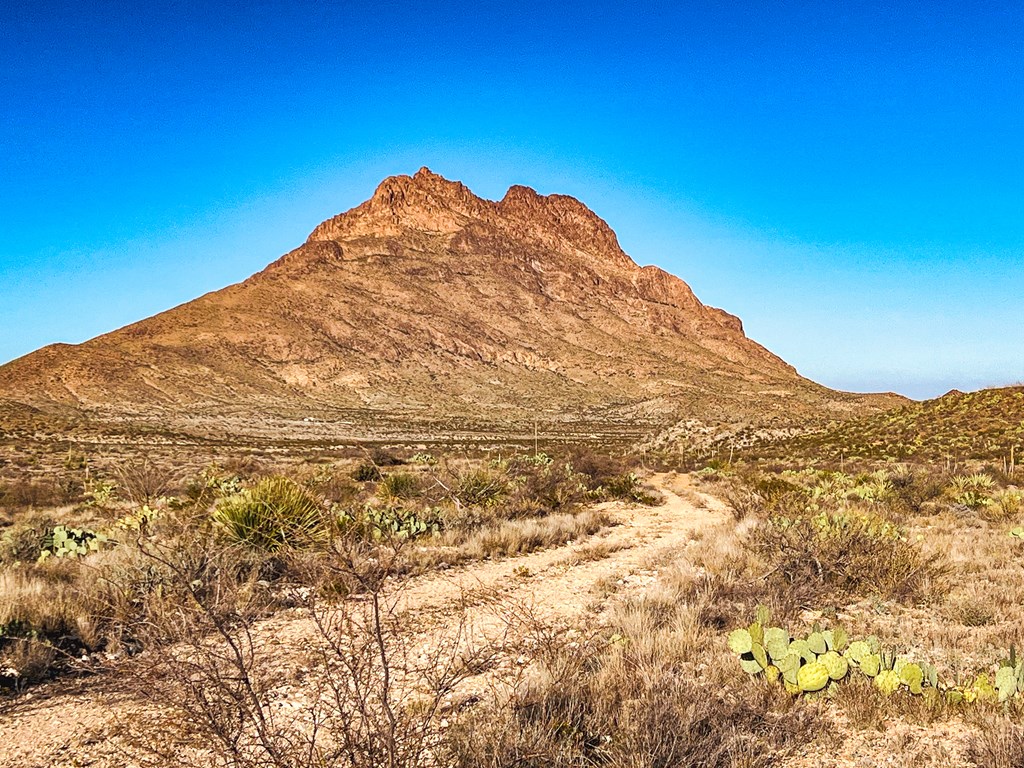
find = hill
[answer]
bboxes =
[743,385,1024,464]
[0,168,902,443]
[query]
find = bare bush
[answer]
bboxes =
[128,534,481,768]
[114,457,177,504]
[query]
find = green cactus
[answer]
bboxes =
[750,642,768,671]
[996,666,1018,703]
[778,653,802,686]
[789,639,816,664]
[920,661,939,689]
[969,674,998,703]
[764,627,790,661]
[739,657,763,675]
[875,670,901,696]
[797,662,831,692]
[807,631,827,655]
[748,621,764,646]
[900,663,924,695]
[860,653,882,678]
[845,640,871,665]
[820,651,849,681]
[39,525,108,561]
[831,626,849,652]
[728,628,754,655]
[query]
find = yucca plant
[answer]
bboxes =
[213,477,328,551]
[948,473,995,509]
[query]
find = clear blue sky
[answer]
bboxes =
[2,1,1022,399]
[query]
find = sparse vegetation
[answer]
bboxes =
[3,428,1024,766]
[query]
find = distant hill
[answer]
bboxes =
[0,168,903,443]
[744,386,1024,463]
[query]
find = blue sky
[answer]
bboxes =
[2,1,1022,399]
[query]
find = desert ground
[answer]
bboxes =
[2,417,1024,767]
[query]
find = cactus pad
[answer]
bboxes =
[900,663,924,694]
[764,627,790,661]
[845,640,870,665]
[874,670,901,696]
[860,653,882,677]
[996,666,1018,702]
[797,662,830,692]
[750,642,769,670]
[728,628,753,655]
[807,632,827,655]
[820,651,849,681]
[740,657,763,675]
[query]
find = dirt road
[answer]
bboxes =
[0,472,729,768]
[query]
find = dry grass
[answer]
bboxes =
[445,563,822,768]
[965,717,1024,767]
[413,508,615,570]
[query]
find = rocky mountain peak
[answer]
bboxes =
[308,168,630,267]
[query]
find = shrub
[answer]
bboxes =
[212,477,329,552]
[948,474,996,510]
[888,465,947,514]
[455,467,508,507]
[966,717,1024,768]
[752,508,944,601]
[376,472,422,502]
[352,462,382,482]
[600,472,659,504]
[0,514,57,564]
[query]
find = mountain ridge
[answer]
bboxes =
[0,168,903,442]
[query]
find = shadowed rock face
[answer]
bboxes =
[0,168,901,438]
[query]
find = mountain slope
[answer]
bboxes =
[0,168,902,441]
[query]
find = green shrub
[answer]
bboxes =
[948,473,995,509]
[455,468,508,507]
[213,477,328,551]
[599,472,658,504]
[377,472,422,502]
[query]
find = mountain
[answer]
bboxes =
[0,168,903,443]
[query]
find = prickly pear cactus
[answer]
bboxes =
[807,632,827,655]
[900,663,924,695]
[874,670,901,696]
[996,666,1018,703]
[797,662,830,692]
[778,653,802,686]
[820,651,849,681]
[728,628,753,655]
[764,627,790,661]
[860,653,882,678]
[845,640,871,665]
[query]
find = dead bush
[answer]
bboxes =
[114,457,177,503]
[751,507,946,603]
[127,534,480,768]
